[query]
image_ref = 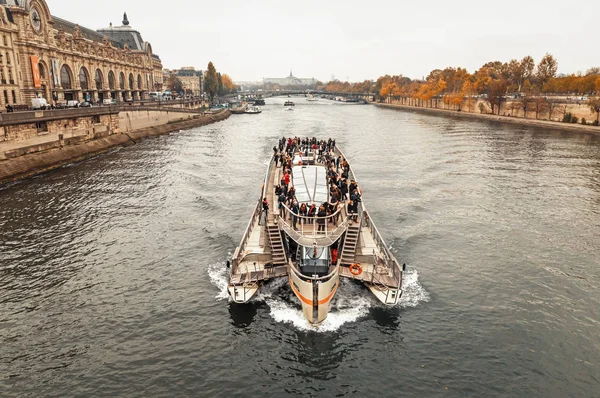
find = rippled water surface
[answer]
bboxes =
[1,99,599,397]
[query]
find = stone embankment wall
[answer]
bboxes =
[385,97,599,125]
[0,110,230,185]
[375,103,600,135]
[118,109,199,132]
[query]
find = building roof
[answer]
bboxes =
[52,16,120,46]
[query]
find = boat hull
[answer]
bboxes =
[228,283,260,303]
[289,267,339,324]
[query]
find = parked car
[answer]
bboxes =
[67,100,79,108]
[32,98,49,110]
[79,101,92,107]
[103,99,118,105]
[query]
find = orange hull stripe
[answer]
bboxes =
[318,282,339,305]
[290,279,313,306]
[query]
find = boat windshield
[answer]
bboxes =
[300,246,330,276]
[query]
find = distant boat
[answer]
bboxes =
[245,105,262,114]
[284,100,295,110]
[253,99,266,106]
[306,94,318,102]
[230,102,248,114]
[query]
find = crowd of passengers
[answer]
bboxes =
[266,136,362,231]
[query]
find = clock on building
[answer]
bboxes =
[30,8,42,33]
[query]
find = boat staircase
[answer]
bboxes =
[340,225,361,265]
[266,225,287,267]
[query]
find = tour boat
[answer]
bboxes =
[227,142,405,325]
[245,105,262,114]
[306,94,318,102]
[284,100,295,111]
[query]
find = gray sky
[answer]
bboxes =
[48,0,599,82]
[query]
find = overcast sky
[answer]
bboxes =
[47,0,599,82]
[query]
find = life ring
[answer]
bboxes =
[350,263,362,276]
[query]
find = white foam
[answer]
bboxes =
[208,261,430,330]
[398,269,430,308]
[207,261,230,300]
[265,280,374,332]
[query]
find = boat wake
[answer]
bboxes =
[208,262,429,332]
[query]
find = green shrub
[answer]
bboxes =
[581,118,587,125]
[562,112,572,122]
[570,115,579,124]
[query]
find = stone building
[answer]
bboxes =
[0,0,163,107]
[263,70,317,87]
[164,66,202,96]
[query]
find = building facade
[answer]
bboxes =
[0,0,163,107]
[164,66,202,96]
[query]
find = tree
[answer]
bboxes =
[204,62,219,101]
[585,67,600,76]
[221,74,234,94]
[217,73,223,96]
[536,53,558,88]
[588,97,600,124]
[166,75,183,93]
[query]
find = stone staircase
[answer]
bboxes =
[340,225,360,265]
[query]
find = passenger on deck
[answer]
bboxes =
[299,203,307,219]
[278,192,287,218]
[317,205,327,232]
[350,188,361,203]
[307,204,316,223]
[348,200,358,222]
[340,179,349,200]
[261,197,269,225]
[283,171,291,186]
[334,201,344,223]
[290,200,299,229]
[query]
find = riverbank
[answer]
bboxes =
[374,103,600,135]
[0,110,230,186]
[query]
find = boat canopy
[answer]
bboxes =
[292,165,328,204]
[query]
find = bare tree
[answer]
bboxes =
[536,53,558,88]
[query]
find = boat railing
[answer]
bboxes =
[232,154,275,271]
[363,209,402,287]
[335,146,402,287]
[232,199,262,270]
[277,202,349,245]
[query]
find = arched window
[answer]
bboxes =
[95,69,103,90]
[60,65,72,90]
[137,74,143,90]
[79,67,89,90]
[119,72,125,90]
[128,73,134,90]
[108,71,115,90]
[38,63,46,79]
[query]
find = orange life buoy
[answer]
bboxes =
[350,263,362,276]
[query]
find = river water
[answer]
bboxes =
[1,98,599,397]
